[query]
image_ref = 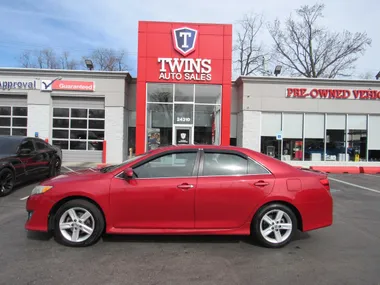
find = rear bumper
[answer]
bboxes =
[297,192,333,232]
[25,194,56,232]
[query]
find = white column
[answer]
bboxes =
[27,104,50,140]
[105,106,124,164]
[241,110,261,151]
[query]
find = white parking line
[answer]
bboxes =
[363,174,380,178]
[329,177,380,194]
[62,166,78,173]
[20,196,29,201]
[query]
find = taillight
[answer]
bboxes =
[320,178,330,191]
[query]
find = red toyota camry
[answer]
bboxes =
[25,145,333,248]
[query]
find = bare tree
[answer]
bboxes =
[268,3,372,78]
[357,71,374,80]
[85,48,128,71]
[36,48,60,69]
[18,51,36,68]
[234,13,271,76]
[60,51,79,70]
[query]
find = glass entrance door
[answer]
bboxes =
[173,125,193,145]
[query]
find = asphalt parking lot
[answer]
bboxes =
[0,168,380,285]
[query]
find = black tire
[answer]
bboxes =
[53,199,105,247]
[0,168,15,197]
[48,157,61,178]
[252,203,298,248]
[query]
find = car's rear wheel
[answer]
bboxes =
[53,199,105,247]
[0,168,15,197]
[252,203,297,248]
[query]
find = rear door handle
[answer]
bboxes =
[253,181,269,187]
[177,183,194,190]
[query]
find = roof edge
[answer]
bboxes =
[237,75,380,86]
[0,67,131,79]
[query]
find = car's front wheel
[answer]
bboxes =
[53,199,105,247]
[252,203,297,248]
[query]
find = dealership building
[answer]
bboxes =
[1,20,379,166]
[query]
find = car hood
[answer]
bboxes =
[45,168,106,183]
[0,153,14,159]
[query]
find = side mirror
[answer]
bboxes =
[123,168,134,179]
[19,148,32,156]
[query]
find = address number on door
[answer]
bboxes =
[176,117,191,122]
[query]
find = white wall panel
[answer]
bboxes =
[326,114,345,130]
[305,114,324,138]
[348,115,367,130]
[368,115,380,150]
[261,112,281,136]
[283,113,303,138]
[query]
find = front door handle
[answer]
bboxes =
[253,181,269,187]
[177,183,194,190]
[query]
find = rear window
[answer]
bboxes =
[0,138,20,154]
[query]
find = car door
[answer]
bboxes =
[33,139,53,174]
[17,139,40,176]
[195,149,275,229]
[109,149,200,229]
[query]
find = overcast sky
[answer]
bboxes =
[0,0,378,79]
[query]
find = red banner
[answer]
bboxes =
[287,88,380,100]
[52,80,95,91]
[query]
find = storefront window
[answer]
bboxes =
[260,112,282,159]
[146,103,173,150]
[347,115,367,161]
[146,83,221,150]
[326,114,346,161]
[282,113,303,161]
[368,115,380,161]
[174,84,193,102]
[261,136,280,159]
[147,83,173,102]
[304,114,325,161]
[194,105,219,144]
[195,85,221,104]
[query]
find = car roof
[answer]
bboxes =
[0,135,27,142]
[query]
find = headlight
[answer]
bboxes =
[31,185,53,196]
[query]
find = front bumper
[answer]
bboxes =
[25,194,56,232]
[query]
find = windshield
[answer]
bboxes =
[100,154,147,173]
[0,138,19,154]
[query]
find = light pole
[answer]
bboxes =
[85,59,94,70]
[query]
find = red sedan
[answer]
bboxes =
[25,145,333,248]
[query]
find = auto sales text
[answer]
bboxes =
[287,88,380,100]
[158,58,212,81]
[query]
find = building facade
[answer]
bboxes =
[1,20,379,166]
[0,69,131,163]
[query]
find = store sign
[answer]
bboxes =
[176,129,190,144]
[158,27,212,82]
[41,80,95,92]
[286,88,380,100]
[0,79,36,90]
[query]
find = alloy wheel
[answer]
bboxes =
[59,207,95,243]
[0,171,14,195]
[259,209,293,244]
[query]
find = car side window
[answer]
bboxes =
[202,152,248,176]
[133,152,198,178]
[35,140,49,150]
[19,139,35,151]
[248,159,270,174]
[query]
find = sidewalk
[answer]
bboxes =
[62,161,109,169]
